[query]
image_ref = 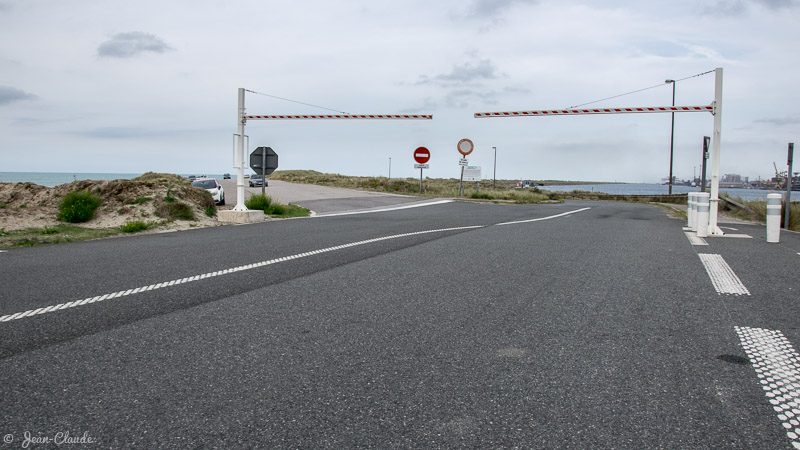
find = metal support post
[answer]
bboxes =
[785,143,794,229]
[233,88,248,211]
[708,68,724,235]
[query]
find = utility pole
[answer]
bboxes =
[785,143,794,229]
[666,79,676,194]
[493,146,497,188]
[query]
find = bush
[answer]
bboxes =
[57,190,102,223]
[245,193,273,211]
[471,192,494,200]
[245,193,309,217]
[205,205,216,217]
[155,200,195,221]
[121,220,150,233]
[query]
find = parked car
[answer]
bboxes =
[191,178,225,205]
[249,174,268,187]
[223,173,231,179]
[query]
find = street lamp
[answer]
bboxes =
[666,79,676,194]
[493,146,497,188]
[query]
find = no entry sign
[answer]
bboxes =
[414,147,431,164]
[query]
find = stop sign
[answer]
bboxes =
[414,147,430,164]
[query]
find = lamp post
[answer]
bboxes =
[388,157,391,179]
[493,146,497,188]
[666,79,676,194]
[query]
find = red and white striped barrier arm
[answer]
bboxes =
[474,105,713,118]
[245,114,432,120]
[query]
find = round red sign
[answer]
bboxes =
[414,146,431,164]
[457,138,474,156]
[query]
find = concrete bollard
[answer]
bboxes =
[767,193,782,243]
[688,192,696,230]
[696,192,710,238]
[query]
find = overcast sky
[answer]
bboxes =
[1,0,798,183]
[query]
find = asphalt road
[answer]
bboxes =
[1,199,799,448]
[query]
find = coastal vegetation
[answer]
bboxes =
[245,193,310,218]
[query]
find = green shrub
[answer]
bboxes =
[155,200,195,221]
[244,193,309,217]
[245,193,273,211]
[471,192,494,200]
[57,190,102,223]
[121,220,150,233]
[205,205,216,217]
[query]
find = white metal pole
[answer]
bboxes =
[233,88,248,211]
[708,68,723,235]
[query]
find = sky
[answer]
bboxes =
[1,0,798,183]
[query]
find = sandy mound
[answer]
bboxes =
[0,173,220,232]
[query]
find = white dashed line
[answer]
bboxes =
[698,253,750,295]
[0,225,482,323]
[495,207,591,226]
[684,231,708,246]
[313,200,453,217]
[735,326,800,449]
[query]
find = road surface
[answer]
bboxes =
[1,198,799,448]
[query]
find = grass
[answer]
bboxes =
[0,224,121,249]
[721,194,800,231]
[120,220,150,233]
[57,190,102,223]
[245,193,310,217]
[156,199,195,220]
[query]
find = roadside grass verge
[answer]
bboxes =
[0,225,121,249]
[721,194,799,231]
[245,193,310,218]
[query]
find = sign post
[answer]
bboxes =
[457,139,474,196]
[250,146,278,195]
[414,146,431,193]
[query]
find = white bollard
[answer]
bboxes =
[688,192,696,230]
[696,192,710,238]
[766,193,782,243]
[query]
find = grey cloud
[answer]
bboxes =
[701,0,748,15]
[0,86,36,105]
[755,116,800,126]
[752,0,798,9]
[443,89,499,108]
[97,32,173,58]
[458,0,538,19]
[702,0,797,15]
[415,59,501,87]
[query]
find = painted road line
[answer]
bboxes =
[735,326,800,449]
[684,231,708,246]
[0,225,483,323]
[698,253,750,295]
[495,207,591,226]
[313,200,453,217]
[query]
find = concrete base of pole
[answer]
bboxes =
[217,210,267,224]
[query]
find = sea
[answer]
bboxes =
[0,172,796,202]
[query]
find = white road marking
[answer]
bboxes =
[684,232,708,246]
[698,253,750,295]
[0,224,482,323]
[495,207,591,226]
[313,199,453,217]
[735,326,800,449]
